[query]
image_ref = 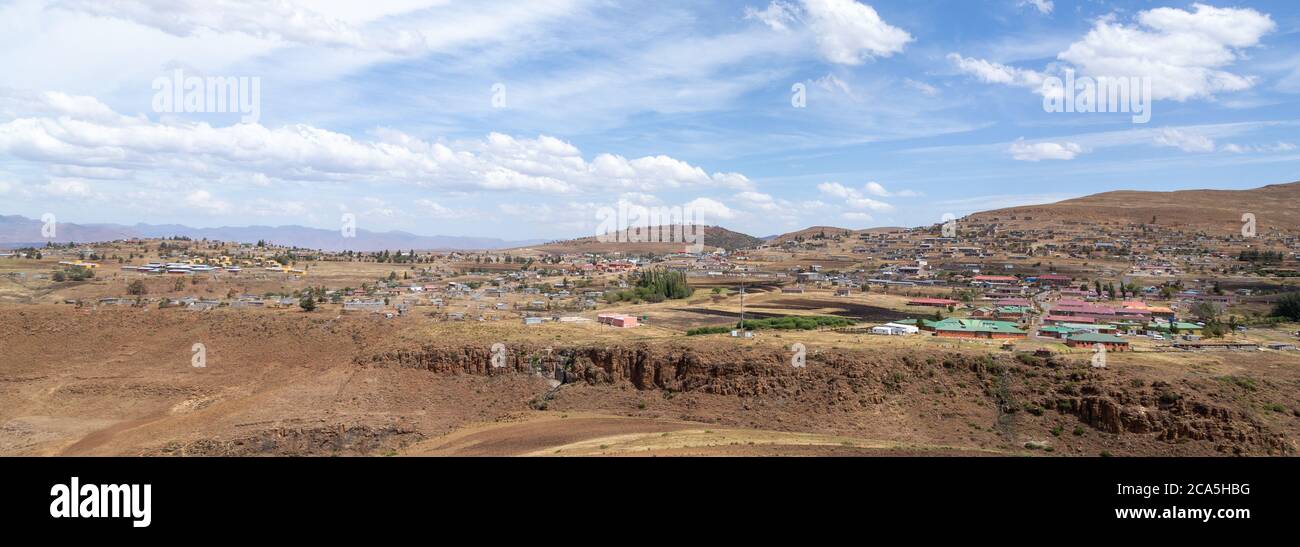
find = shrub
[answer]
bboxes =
[686,326,732,336]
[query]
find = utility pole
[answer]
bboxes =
[739,282,746,329]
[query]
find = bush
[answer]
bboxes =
[299,295,316,312]
[126,279,147,295]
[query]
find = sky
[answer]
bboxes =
[0,0,1298,241]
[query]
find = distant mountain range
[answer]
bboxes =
[0,215,546,251]
[5,181,1296,252]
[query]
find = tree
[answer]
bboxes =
[1271,292,1300,321]
[127,279,147,295]
[1191,301,1220,323]
[299,295,316,312]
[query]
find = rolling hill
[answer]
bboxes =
[523,225,764,254]
[967,181,1300,236]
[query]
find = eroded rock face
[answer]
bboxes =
[1066,394,1287,454]
[148,424,421,456]
[357,343,1294,456]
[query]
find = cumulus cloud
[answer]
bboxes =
[684,197,736,220]
[1059,4,1274,101]
[1008,139,1086,161]
[0,90,755,198]
[950,4,1276,102]
[817,182,894,211]
[801,0,912,64]
[746,0,911,65]
[184,189,231,214]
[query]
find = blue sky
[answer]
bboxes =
[1,0,1298,240]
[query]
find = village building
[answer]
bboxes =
[1066,332,1130,351]
[597,313,639,328]
[930,318,1026,339]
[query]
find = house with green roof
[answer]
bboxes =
[932,318,1027,339]
[1038,325,1080,339]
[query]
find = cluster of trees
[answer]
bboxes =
[10,247,42,259]
[1083,280,1146,300]
[1272,293,1300,321]
[51,266,94,282]
[1238,250,1285,263]
[606,269,692,303]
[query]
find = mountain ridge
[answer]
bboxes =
[0,215,546,252]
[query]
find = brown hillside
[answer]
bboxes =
[523,225,762,254]
[969,181,1300,236]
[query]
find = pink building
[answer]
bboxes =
[597,313,639,328]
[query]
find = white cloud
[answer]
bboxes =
[951,4,1275,102]
[801,0,912,65]
[1008,139,1085,161]
[817,181,894,211]
[744,1,799,32]
[904,78,939,97]
[813,73,854,98]
[0,90,755,197]
[1220,141,1295,154]
[42,178,95,198]
[1018,0,1053,15]
[184,189,231,214]
[684,197,736,220]
[841,211,873,222]
[617,192,661,206]
[947,53,1047,88]
[1059,4,1274,101]
[49,0,588,56]
[863,181,921,197]
[1153,128,1216,153]
[746,0,911,65]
